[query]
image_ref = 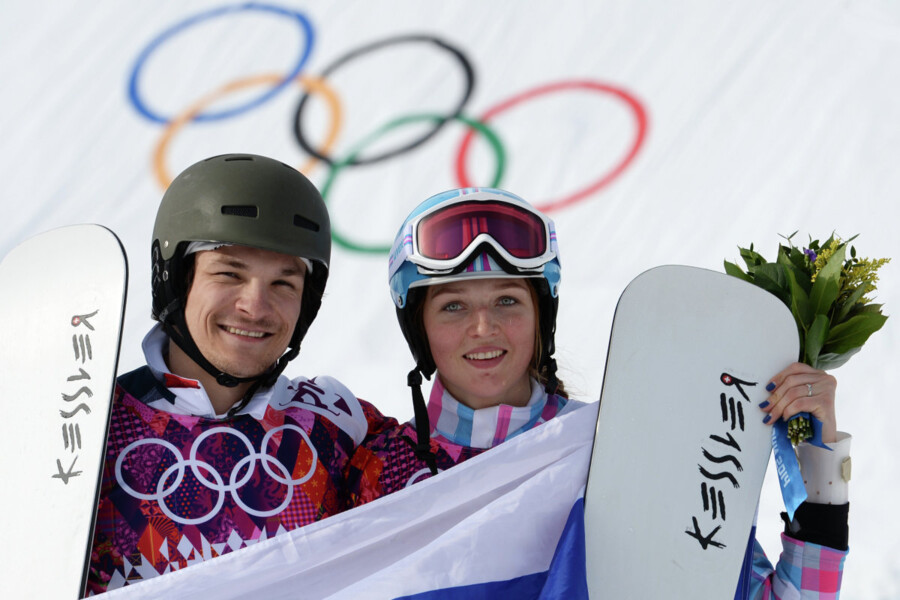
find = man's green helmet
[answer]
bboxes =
[151,153,331,387]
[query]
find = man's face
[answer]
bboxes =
[183,245,306,378]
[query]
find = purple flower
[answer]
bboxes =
[803,248,817,263]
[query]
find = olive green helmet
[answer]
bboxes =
[151,153,331,388]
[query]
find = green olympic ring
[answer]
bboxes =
[321,113,506,254]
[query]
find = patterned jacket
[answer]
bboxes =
[86,327,387,594]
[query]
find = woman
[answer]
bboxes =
[349,188,849,599]
[348,187,583,499]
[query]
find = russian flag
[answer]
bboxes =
[396,498,589,600]
[101,404,597,600]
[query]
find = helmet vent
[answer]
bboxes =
[221,205,258,218]
[293,214,320,232]
[223,155,254,162]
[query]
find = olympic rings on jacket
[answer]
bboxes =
[405,466,444,487]
[129,3,314,124]
[293,34,475,166]
[115,425,318,526]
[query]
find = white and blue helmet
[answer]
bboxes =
[388,187,562,387]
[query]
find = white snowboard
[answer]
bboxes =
[584,265,798,598]
[0,225,127,599]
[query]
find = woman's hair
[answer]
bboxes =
[415,278,567,400]
[526,280,567,397]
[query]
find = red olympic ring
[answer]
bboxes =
[454,80,649,213]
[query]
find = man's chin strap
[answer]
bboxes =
[158,298,298,415]
[225,345,299,416]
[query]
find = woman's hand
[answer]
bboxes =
[760,362,837,444]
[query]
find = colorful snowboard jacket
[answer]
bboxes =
[86,327,390,595]
[742,533,847,599]
[349,376,848,599]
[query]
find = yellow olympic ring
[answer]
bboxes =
[154,74,343,188]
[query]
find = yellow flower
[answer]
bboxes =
[810,238,841,283]
[843,256,891,303]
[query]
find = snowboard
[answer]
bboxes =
[584,265,798,598]
[0,225,127,599]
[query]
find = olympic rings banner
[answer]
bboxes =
[2,2,898,597]
[129,3,648,254]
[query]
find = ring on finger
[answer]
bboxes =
[806,383,813,397]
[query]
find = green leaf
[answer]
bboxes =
[851,303,885,315]
[834,284,870,323]
[739,246,768,270]
[844,303,887,324]
[782,262,812,296]
[724,260,751,282]
[805,314,830,368]
[808,244,845,318]
[750,263,791,305]
[822,312,889,355]
[815,347,862,370]
[809,274,840,320]
[784,267,812,329]
[777,245,802,274]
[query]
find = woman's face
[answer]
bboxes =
[423,277,536,410]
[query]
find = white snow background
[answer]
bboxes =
[1,1,897,596]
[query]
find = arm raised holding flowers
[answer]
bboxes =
[723,233,882,599]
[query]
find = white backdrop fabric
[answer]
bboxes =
[1,1,897,597]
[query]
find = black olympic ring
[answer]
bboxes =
[293,34,475,166]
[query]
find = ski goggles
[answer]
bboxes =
[390,198,558,279]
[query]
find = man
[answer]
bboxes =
[87,154,391,594]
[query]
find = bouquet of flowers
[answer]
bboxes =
[724,232,890,444]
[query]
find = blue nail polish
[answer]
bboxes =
[759,401,770,408]
[765,382,776,392]
[763,415,772,424]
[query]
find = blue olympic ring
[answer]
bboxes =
[128,2,314,124]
